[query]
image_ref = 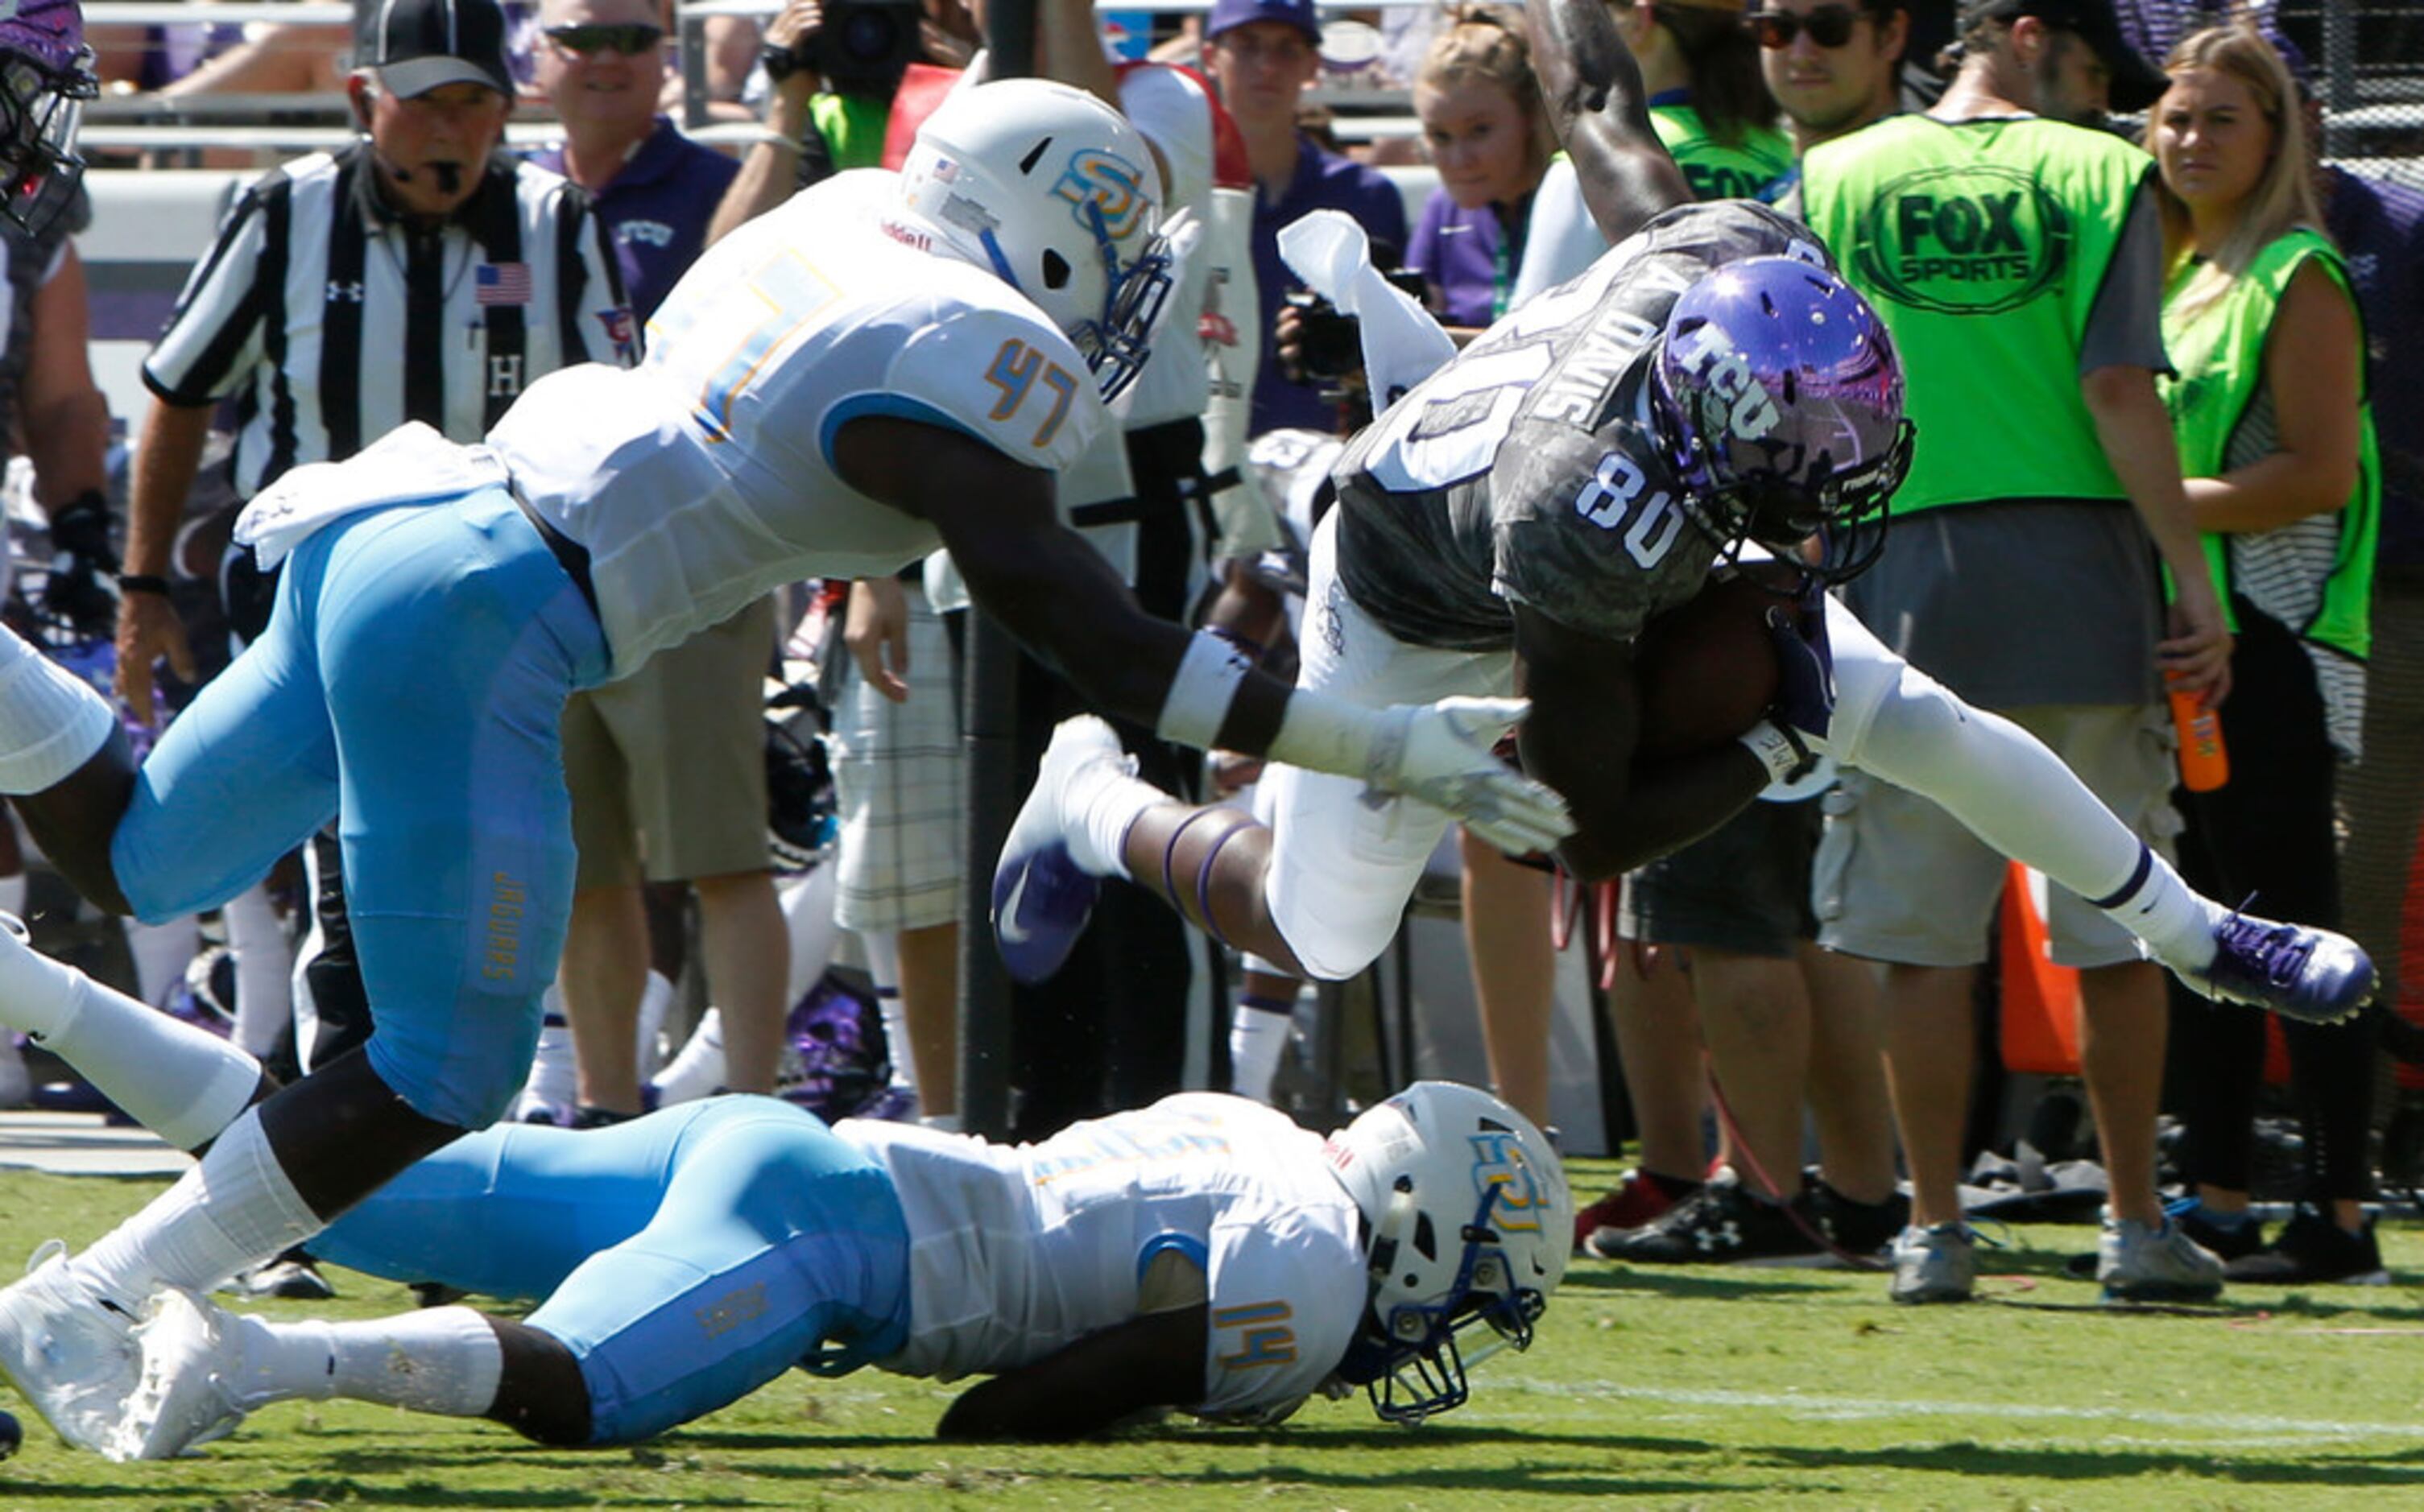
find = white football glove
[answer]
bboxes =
[1360,696,1574,857]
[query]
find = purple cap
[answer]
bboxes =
[1206,0,1322,45]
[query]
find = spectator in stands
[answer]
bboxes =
[2149,22,2383,1284]
[1405,7,1553,333]
[110,0,627,1289]
[1578,0,1914,1265]
[1202,0,1406,437]
[1793,0,2232,1305]
[519,0,787,1125]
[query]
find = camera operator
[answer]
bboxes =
[705,0,975,243]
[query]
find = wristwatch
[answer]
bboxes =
[759,40,807,84]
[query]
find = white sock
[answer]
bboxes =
[122,914,198,1009]
[0,630,114,792]
[39,966,259,1149]
[1066,765,1164,882]
[1839,677,2220,969]
[0,871,27,918]
[77,1107,325,1302]
[222,883,293,1060]
[234,1306,503,1418]
[1227,996,1294,1103]
[634,970,674,1079]
[649,1006,725,1105]
[0,917,87,1039]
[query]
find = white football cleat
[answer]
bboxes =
[0,1240,143,1456]
[991,717,1131,985]
[113,1287,255,1461]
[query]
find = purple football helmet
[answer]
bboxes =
[0,0,96,235]
[1649,255,1913,582]
[777,968,892,1122]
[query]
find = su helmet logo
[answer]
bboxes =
[1052,148,1148,243]
[1850,163,2074,316]
[1468,1132,1549,1234]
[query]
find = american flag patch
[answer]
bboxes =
[477,262,532,305]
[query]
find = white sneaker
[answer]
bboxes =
[649,1006,726,1107]
[113,1287,255,1460]
[0,1240,143,1455]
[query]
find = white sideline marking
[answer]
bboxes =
[1504,1380,2424,1441]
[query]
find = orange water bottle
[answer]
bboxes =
[2168,684,2229,791]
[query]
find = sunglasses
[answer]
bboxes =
[1748,6,1864,49]
[544,23,664,56]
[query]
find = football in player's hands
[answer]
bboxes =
[1631,568,1799,759]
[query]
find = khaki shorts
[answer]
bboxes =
[563,597,777,889]
[1813,702,2180,969]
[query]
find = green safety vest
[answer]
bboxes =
[809,93,894,173]
[1798,115,2148,515]
[2160,227,2379,659]
[1652,105,1793,204]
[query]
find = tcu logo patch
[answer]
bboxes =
[1469,1132,1548,1233]
[1669,323,1781,443]
[1053,150,1148,241]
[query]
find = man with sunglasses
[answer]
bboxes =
[1791,0,2232,1307]
[527,0,789,1132]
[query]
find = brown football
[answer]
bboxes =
[1632,568,1798,760]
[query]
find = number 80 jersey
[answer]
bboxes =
[1330,201,1826,652]
[490,171,1109,679]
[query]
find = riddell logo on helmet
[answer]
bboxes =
[1052,150,1148,240]
[1850,165,2074,315]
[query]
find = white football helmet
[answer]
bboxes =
[891,78,1173,403]
[1324,1080,1571,1423]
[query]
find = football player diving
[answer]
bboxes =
[0,78,1574,1458]
[991,0,2374,1027]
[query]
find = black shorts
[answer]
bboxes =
[1619,798,1822,957]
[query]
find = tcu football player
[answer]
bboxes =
[0,79,1571,1459]
[8,1039,1560,1454]
[991,0,2373,1026]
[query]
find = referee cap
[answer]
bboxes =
[359,0,514,98]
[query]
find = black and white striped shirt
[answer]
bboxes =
[143,143,634,498]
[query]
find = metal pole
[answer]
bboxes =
[953,0,1039,1140]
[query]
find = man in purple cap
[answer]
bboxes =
[1200,0,1408,438]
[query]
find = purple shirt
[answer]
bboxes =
[2324,165,2424,569]
[533,118,739,320]
[1406,190,1528,329]
[1250,134,1409,437]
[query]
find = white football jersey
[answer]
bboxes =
[488,171,1108,677]
[837,1093,1367,1422]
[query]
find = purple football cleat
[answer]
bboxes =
[991,717,1130,985]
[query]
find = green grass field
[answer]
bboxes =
[2,1158,2421,1510]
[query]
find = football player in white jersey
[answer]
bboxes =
[989,0,2374,1039]
[0,77,1573,1460]
[6,995,1557,1458]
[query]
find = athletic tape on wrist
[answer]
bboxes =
[1155,630,1255,751]
[1737,719,1814,784]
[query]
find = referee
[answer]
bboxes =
[116,0,631,717]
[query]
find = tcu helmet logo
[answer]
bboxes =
[1669,322,1782,443]
[1469,1133,1548,1234]
[1052,149,1148,242]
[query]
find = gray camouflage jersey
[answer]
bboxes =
[1331,200,1827,652]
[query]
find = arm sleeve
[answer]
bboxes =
[142,183,275,406]
[2077,176,2170,378]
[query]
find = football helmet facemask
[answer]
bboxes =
[0,0,95,237]
[1324,1080,1570,1424]
[1648,255,1913,585]
[891,77,1174,404]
